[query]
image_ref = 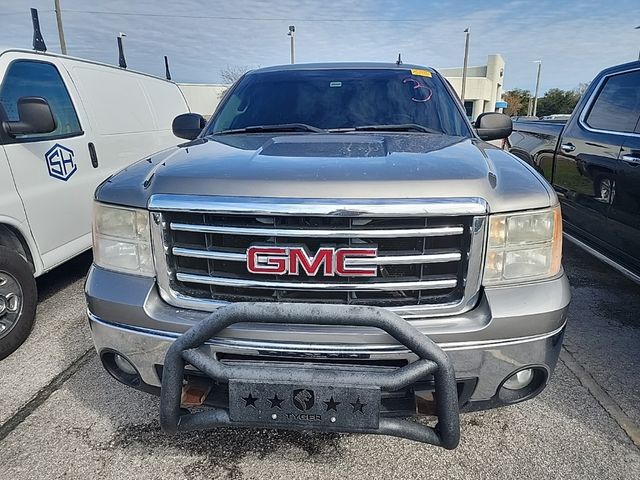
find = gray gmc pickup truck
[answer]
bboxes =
[86,63,570,449]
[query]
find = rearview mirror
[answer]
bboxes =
[2,97,56,137]
[172,113,206,140]
[475,112,512,141]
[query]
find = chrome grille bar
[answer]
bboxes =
[149,194,488,216]
[170,223,464,238]
[176,272,458,291]
[172,246,462,265]
[173,248,246,262]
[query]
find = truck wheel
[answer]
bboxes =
[0,246,37,360]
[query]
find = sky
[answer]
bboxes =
[0,0,638,93]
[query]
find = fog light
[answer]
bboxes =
[114,354,137,375]
[503,368,534,390]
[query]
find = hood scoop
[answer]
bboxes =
[258,134,388,158]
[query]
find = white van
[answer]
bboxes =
[0,48,191,359]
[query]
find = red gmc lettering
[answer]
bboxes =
[335,248,378,276]
[247,246,378,277]
[289,248,334,276]
[246,246,288,274]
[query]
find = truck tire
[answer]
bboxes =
[0,246,37,360]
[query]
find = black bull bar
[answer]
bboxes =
[159,302,461,449]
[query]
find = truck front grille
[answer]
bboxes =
[150,196,486,316]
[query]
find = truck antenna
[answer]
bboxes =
[117,33,127,69]
[396,53,402,65]
[31,8,47,52]
[164,55,172,80]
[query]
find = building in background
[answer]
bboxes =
[178,54,506,120]
[439,54,505,121]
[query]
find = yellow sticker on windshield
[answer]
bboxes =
[411,69,432,78]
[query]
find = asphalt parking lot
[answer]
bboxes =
[0,242,639,479]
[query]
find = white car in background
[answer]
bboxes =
[0,48,193,359]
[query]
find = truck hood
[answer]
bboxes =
[97,133,554,213]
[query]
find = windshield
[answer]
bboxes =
[207,68,471,137]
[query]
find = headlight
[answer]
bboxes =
[483,206,562,285]
[92,202,155,277]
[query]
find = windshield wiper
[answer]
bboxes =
[215,123,325,135]
[330,124,441,134]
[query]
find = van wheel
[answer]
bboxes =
[0,246,37,360]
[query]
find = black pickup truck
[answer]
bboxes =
[508,61,640,278]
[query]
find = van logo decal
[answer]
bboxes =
[45,143,77,181]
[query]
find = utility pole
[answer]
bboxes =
[54,0,67,54]
[288,25,295,64]
[461,27,470,107]
[532,60,542,117]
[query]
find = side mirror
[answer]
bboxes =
[475,112,512,141]
[2,97,56,137]
[172,113,206,140]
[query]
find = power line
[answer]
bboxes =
[0,10,54,16]
[59,9,438,22]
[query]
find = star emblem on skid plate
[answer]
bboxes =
[350,397,366,414]
[323,396,341,412]
[242,392,258,408]
[268,394,285,409]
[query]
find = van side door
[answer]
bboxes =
[0,55,97,268]
[552,69,638,252]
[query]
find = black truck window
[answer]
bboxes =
[585,69,640,134]
[208,69,471,137]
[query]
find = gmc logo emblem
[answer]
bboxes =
[246,246,378,277]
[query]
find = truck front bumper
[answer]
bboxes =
[86,266,569,446]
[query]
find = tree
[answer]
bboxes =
[218,65,252,98]
[575,82,590,96]
[502,88,531,116]
[535,88,581,117]
[220,65,249,85]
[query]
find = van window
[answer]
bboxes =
[585,70,640,134]
[0,60,82,140]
